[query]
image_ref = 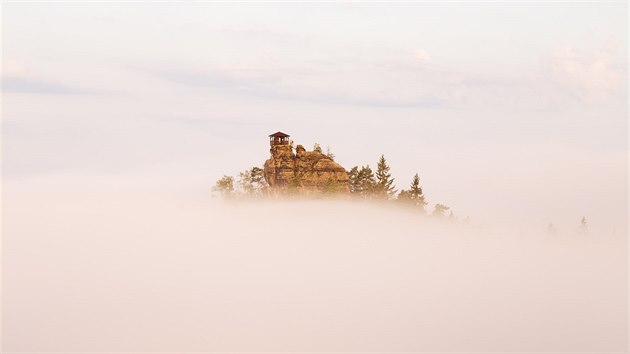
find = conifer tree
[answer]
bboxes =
[408,173,427,210]
[397,189,411,201]
[348,166,360,194]
[357,165,376,197]
[250,167,266,187]
[374,155,396,199]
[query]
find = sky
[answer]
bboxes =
[1,2,628,352]
[2,2,627,228]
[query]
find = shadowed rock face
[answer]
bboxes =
[264,144,350,194]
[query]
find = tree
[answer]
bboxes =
[313,143,323,153]
[322,177,339,194]
[213,175,234,198]
[409,174,425,202]
[374,155,396,199]
[348,166,360,194]
[432,203,450,217]
[403,173,427,210]
[238,170,254,195]
[238,166,268,197]
[356,165,376,197]
[397,189,411,201]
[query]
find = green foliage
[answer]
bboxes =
[238,166,268,197]
[348,166,360,194]
[397,189,411,201]
[432,203,450,217]
[213,175,234,198]
[287,170,302,191]
[250,167,265,184]
[238,171,254,195]
[374,155,396,199]
[398,174,427,212]
[218,143,454,214]
[322,177,339,194]
[356,165,376,197]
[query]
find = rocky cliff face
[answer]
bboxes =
[263,144,349,194]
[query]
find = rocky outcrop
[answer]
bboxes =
[264,144,349,194]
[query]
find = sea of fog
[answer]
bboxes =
[2,183,627,353]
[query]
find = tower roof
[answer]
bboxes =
[269,131,290,138]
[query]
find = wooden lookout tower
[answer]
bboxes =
[269,131,290,146]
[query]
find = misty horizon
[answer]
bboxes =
[2,1,627,353]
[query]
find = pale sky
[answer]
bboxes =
[2,1,627,229]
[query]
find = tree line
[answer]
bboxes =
[345,154,452,217]
[214,149,455,218]
[215,145,599,231]
[214,166,268,199]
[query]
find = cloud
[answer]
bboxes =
[141,41,623,112]
[2,59,109,95]
[150,65,449,109]
[1,77,104,95]
[542,45,624,103]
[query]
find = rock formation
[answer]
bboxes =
[263,143,350,194]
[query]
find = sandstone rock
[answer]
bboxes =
[264,143,349,194]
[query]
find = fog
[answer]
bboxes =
[2,1,627,352]
[3,177,627,352]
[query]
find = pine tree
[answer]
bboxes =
[397,189,411,201]
[357,165,376,197]
[250,167,265,184]
[408,173,427,210]
[374,155,396,199]
[348,166,360,194]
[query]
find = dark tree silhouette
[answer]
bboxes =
[374,155,396,199]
